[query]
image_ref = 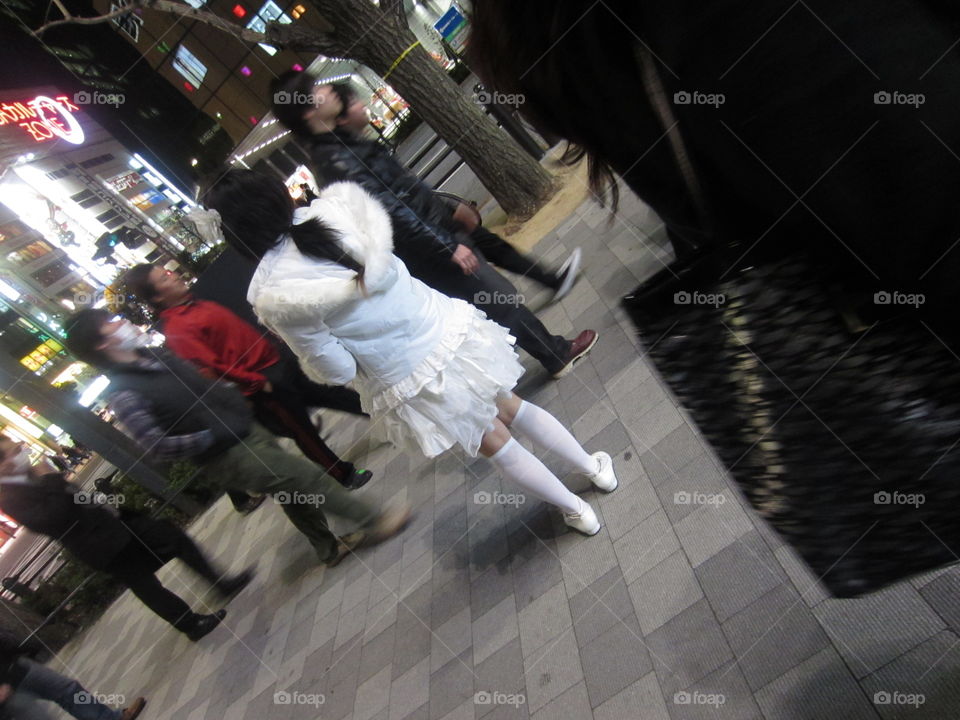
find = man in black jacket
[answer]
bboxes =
[270,71,597,378]
[0,627,145,719]
[0,439,249,642]
[64,309,410,569]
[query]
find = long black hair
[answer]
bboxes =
[200,169,366,291]
[468,1,646,210]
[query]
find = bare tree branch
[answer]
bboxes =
[34,0,346,55]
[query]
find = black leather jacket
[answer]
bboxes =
[306,130,465,274]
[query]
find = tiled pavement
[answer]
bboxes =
[49,191,960,719]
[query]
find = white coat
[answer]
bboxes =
[247,181,454,395]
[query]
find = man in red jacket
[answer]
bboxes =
[124,264,372,490]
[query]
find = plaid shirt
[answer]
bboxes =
[107,355,214,462]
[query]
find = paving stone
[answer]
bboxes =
[813,583,947,677]
[598,467,661,541]
[389,656,430,720]
[475,637,526,719]
[470,565,516,621]
[645,598,734,697]
[629,551,704,634]
[522,630,584,713]
[569,566,638,648]
[358,625,397,684]
[517,582,573,660]
[654,454,730,525]
[754,648,880,720]
[668,661,763,720]
[431,606,474,672]
[613,509,681,585]
[473,594,519,665]
[580,621,653,707]
[695,531,786,622]
[557,530,620,595]
[918,569,960,633]
[721,583,831,691]
[673,491,755,568]
[593,672,671,720]
[859,630,960,720]
[529,680,591,720]
[430,649,476,720]
[354,665,393,720]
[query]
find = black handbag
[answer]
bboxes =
[624,47,960,597]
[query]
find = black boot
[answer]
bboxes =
[185,609,226,641]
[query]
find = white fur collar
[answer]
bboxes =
[248,182,394,323]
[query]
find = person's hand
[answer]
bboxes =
[0,683,13,703]
[451,244,479,275]
[262,381,273,393]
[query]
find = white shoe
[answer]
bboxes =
[564,498,601,536]
[552,247,582,302]
[586,451,618,492]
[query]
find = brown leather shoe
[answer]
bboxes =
[120,697,146,720]
[324,532,365,567]
[365,502,413,545]
[552,330,599,378]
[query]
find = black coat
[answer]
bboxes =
[0,475,133,572]
[306,130,463,275]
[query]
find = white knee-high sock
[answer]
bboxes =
[510,400,596,474]
[489,437,582,515]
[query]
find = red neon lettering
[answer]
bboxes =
[19,121,54,142]
[55,95,79,112]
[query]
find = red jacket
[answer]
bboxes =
[159,298,279,395]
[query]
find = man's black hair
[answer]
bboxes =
[123,263,159,308]
[64,308,112,367]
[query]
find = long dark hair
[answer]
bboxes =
[468,1,646,209]
[200,169,366,291]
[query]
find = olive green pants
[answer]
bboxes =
[204,423,377,561]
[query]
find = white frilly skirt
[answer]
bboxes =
[360,298,525,458]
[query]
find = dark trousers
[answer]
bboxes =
[104,518,223,631]
[255,359,365,483]
[471,226,560,289]
[406,250,571,374]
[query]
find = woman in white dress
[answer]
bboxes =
[202,171,617,535]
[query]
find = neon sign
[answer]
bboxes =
[0,95,84,145]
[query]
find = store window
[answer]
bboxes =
[30,260,74,287]
[246,1,292,55]
[173,45,207,88]
[0,222,27,246]
[79,153,115,169]
[6,240,54,267]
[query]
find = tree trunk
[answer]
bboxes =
[315,0,556,217]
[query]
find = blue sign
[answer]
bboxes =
[434,6,465,40]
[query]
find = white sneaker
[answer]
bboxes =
[586,451,618,492]
[552,247,582,302]
[564,498,601,536]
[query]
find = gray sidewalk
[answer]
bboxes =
[49,192,960,720]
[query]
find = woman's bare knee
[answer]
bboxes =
[496,392,523,427]
[479,418,512,457]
